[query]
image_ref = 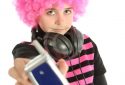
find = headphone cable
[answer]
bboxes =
[75,29,87,85]
[78,53,87,85]
[68,56,81,85]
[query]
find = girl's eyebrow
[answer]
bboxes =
[45,7,72,11]
[65,7,72,10]
[45,8,56,11]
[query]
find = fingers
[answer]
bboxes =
[8,67,21,82]
[9,66,32,85]
[8,66,30,84]
[14,58,30,79]
[9,58,32,85]
[14,58,29,71]
[57,59,69,76]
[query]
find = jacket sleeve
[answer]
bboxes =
[91,40,107,85]
[92,41,106,76]
[94,74,107,85]
[12,42,39,59]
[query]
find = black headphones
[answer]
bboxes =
[31,25,84,61]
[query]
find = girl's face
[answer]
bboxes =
[37,4,74,35]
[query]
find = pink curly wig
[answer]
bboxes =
[14,0,88,27]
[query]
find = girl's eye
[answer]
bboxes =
[47,10,56,15]
[64,9,72,14]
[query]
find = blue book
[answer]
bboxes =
[24,40,69,85]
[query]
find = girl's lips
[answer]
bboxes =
[52,29,68,34]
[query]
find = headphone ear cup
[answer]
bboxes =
[43,33,73,61]
[65,27,83,57]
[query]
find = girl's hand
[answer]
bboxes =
[8,58,68,85]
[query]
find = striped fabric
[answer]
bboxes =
[66,34,94,85]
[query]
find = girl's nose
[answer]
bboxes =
[55,14,65,26]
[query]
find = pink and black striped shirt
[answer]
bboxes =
[65,34,106,85]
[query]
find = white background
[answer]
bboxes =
[0,0,125,85]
